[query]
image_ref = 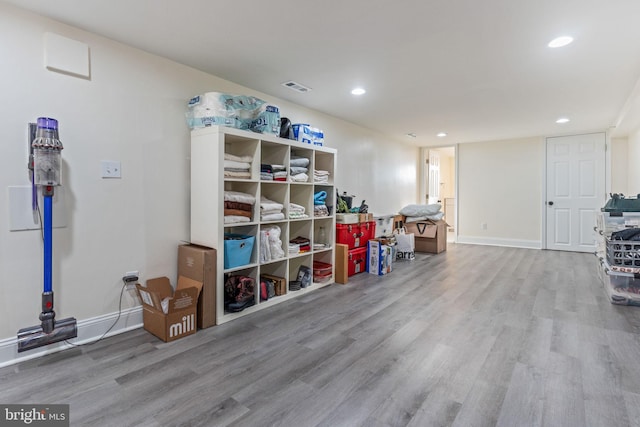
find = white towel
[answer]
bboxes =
[261,213,285,221]
[260,197,284,212]
[290,156,310,167]
[224,215,251,224]
[225,153,253,163]
[224,191,256,204]
[224,160,251,170]
[289,203,305,213]
[289,173,309,183]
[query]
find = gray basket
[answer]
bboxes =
[606,238,640,272]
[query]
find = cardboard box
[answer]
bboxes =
[359,213,373,223]
[178,244,217,329]
[367,239,393,275]
[405,219,448,254]
[335,244,349,284]
[336,213,359,224]
[137,276,203,342]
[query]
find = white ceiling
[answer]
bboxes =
[6,0,640,146]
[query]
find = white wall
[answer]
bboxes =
[457,137,543,248]
[628,130,640,195]
[611,137,629,194]
[0,3,417,363]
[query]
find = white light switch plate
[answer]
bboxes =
[101,160,121,178]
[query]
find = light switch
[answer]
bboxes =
[101,161,121,178]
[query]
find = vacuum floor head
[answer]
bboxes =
[17,317,77,353]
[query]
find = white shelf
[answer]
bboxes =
[191,126,337,324]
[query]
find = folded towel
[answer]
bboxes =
[224,208,252,218]
[224,215,251,224]
[261,209,283,216]
[274,171,288,179]
[290,166,308,175]
[260,172,274,181]
[289,173,309,183]
[225,201,253,211]
[290,156,310,168]
[224,160,251,170]
[260,197,284,212]
[225,153,253,163]
[289,212,309,219]
[314,170,330,176]
[224,191,256,205]
[314,191,327,205]
[314,205,329,217]
[289,202,306,213]
[224,171,252,179]
[261,212,285,222]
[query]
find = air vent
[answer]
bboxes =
[281,81,312,93]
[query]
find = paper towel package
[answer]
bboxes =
[186,92,280,134]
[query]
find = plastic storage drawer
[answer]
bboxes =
[600,266,640,306]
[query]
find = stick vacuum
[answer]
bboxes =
[17,117,77,353]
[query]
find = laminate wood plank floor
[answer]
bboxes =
[2,243,640,426]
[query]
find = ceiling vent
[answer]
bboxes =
[281,81,312,93]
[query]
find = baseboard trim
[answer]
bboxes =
[0,306,142,368]
[456,235,542,249]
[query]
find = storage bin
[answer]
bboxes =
[223,234,255,269]
[597,212,640,237]
[336,222,376,250]
[606,238,640,271]
[313,261,333,276]
[347,246,367,276]
[374,214,395,238]
[599,266,640,306]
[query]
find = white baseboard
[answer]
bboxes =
[456,235,542,249]
[0,306,142,368]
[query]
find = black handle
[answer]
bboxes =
[548,201,554,206]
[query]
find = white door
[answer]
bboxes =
[427,150,441,204]
[546,133,606,252]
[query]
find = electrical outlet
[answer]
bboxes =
[101,160,121,178]
[481,223,488,230]
[122,270,139,284]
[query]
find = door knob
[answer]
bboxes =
[548,201,554,206]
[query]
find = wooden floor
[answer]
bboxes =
[3,243,640,427]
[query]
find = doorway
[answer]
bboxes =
[545,132,606,252]
[421,146,457,242]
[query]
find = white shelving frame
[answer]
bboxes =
[191,126,337,324]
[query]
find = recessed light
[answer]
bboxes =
[351,88,366,95]
[556,117,570,124]
[406,133,417,138]
[437,132,447,137]
[548,36,573,48]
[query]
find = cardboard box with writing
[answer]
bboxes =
[367,239,393,275]
[136,276,202,342]
[178,244,216,328]
[404,218,448,254]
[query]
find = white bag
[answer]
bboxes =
[393,227,415,260]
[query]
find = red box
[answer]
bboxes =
[347,247,367,276]
[336,222,376,250]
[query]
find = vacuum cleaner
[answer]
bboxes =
[17,117,77,353]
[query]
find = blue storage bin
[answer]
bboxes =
[224,234,255,269]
